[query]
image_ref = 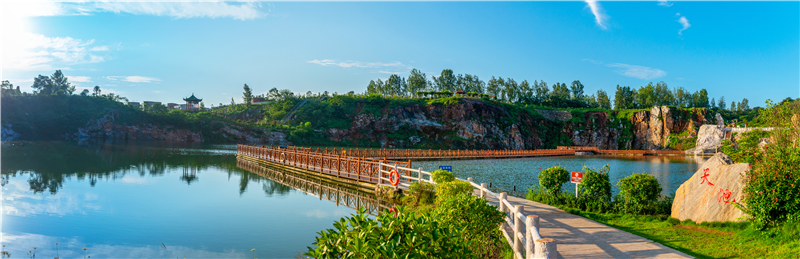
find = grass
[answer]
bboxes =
[563,209,800,258]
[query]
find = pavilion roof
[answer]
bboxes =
[183,94,202,102]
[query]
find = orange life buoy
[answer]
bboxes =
[389,170,400,186]
[388,207,398,217]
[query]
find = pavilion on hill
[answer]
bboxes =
[183,94,203,111]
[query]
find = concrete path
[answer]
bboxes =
[481,193,693,259]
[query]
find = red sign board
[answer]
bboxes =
[571,172,584,184]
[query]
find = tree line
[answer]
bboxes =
[364,68,758,111]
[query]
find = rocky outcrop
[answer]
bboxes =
[1,124,20,141]
[536,109,572,122]
[692,125,725,154]
[715,113,724,126]
[671,153,748,222]
[324,101,705,150]
[66,110,282,144]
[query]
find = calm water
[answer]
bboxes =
[2,142,706,258]
[413,155,708,197]
[1,141,357,258]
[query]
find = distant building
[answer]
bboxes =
[455,89,466,96]
[128,102,140,107]
[180,104,188,110]
[183,94,202,111]
[252,97,266,104]
[167,103,180,109]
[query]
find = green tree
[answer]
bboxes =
[614,85,636,110]
[740,98,750,111]
[486,76,501,99]
[552,82,570,100]
[93,86,101,97]
[518,80,532,103]
[407,69,427,97]
[730,101,736,112]
[503,78,518,103]
[432,69,457,92]
[80,89,89,96]
[386,74,407,96]
[570,80,585,101]
[32,75,54,95]
[718,96,726,110]
[596,89,611,109]
[533,80,550,104]
[51,70,75,95]
[243,84,253,105]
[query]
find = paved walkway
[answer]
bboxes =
[481,193,693,258]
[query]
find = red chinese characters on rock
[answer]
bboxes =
[717,188,737,204]
[700,168,714,186]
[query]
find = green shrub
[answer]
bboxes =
[434,193,505,258]
[432,169,456,184]
[721,129,770,164]
[616,173,663,215]
[578,165,612,203]
[538,166,569,194]
[408,181,436,205]
[305,207,474,258]
[436,180,473,201]
[742,144,800,228]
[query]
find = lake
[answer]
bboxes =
[412,155,708,197]
[1,141,706,258]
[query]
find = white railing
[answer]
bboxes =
[376,161,557,259]
[726,127,775,133]
[376,162,435,188]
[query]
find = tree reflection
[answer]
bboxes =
[1,141,292,197]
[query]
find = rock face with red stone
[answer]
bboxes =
[671,153,748,223]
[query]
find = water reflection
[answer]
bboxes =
[0,141,293,198]
[1,141,364,258]
[236,158,389,215]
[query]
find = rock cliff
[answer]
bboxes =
[63,110,283,144]
[322,100,708,150]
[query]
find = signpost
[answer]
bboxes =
[439,165,452,172]
[570,171,584,198]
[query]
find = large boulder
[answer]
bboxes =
[671,153,748,223]
[693,124,725,154]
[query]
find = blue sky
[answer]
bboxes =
[2,1,798,107]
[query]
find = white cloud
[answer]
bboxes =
[105,76,160,83]
[307,59,408,69]
[377,70,406,74]
[68,76,92,82]
[585,0,608,29]
[2,32,110,71]
[677,15,691,35]
[90,46,109,51]
[607,63,667,80]
[11,1,267,20]
[658,0,673,7]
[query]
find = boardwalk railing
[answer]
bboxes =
[238,144,423,186]
[557,146,686,155]
[281,146,575,159]
[237,158,391,215]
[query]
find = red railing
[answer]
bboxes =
[236,144,416,185]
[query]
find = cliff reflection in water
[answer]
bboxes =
[0,141,293,197]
